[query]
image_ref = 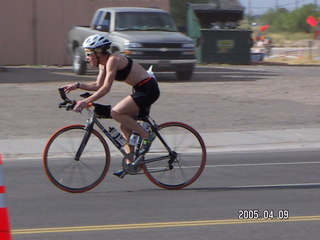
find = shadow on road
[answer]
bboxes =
[0,65,278,84]
[88,183,320,195]
[156,66,278,82]
[157,66,278,83]
[185,183,320,192]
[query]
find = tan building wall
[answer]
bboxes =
[0,0,170,65]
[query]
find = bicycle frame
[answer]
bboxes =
[58,87,174,165]
[83,109,129,157]
[44,89,206,192]
[79,107,176,168]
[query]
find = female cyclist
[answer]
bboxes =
[62,34,160,175]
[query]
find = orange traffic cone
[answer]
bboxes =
[0,154,12,240]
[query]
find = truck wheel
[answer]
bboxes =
[73,47,87,75]
[176,70,193,81]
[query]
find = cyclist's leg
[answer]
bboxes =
[119,123,134,156]
[116,79,159,140]
[112,96,148,177]
[111,95,148,139]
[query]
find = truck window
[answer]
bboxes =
[92,11,104,30]
[115,12,177,31]
[96,12,110,32]
[102,13,110,30]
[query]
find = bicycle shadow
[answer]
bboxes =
[90,183,320,195]
[176,183,320,192]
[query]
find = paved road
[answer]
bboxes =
[1,65,320,239]
[4,150,320,240]
[1,65,320,157]
[0,65,319,138]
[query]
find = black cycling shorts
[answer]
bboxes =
[131,77,160,113]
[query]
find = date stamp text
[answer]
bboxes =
[238,209,289,220]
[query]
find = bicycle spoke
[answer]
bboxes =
[43,125,110,193]
[77,162,88,187]
[175,160,188,181]
[66,162,78,186]
[143,122,206,190]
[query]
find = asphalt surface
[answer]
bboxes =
[0,65,320,158]
[1,65,320,240]
[4,150,320,240]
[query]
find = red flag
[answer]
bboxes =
[260,25,270,32]
[306,16,318,27]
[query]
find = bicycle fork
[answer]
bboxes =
[74,119,94,161]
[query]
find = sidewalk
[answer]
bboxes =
[202,127,320,153]
[1,127,320,160]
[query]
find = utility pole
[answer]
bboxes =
[248,0,252,17]
[32,0,38,65]
[274,0,279,10]
[247,0,253,26]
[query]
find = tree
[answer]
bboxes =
[260,4,320,33]
[260,8,288,32]
[284,4,319,33]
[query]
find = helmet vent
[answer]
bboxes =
[83,34,112,49]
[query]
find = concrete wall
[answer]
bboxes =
[0,0,170,65]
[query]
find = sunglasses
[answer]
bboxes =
[85,51,95,57]
[84,48,104,57]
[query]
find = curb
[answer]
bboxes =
[1,128,320,160]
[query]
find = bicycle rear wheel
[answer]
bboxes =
[43,125,110,193]
[142,122,206,190]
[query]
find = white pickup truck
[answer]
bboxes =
[68,7,196,80]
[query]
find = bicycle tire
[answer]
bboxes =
[43,125,110,193]
[142,122,206,190]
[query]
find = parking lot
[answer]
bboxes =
[1,64,319,140]
[2,65,320,240]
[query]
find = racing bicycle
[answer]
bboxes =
[43,89,206,193]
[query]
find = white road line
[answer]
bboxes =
[205,161,320,168]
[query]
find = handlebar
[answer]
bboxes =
[58,88,93,111]
[58,88,75,110]
[57,88,112,119]
[58,87,68,101]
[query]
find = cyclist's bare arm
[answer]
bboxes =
[80,57,117,104]
[61,69,104,94]
[76,64,107,92]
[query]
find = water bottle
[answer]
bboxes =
[109,127,118,138]
[116,134,127,147]
[142,122,151,132]
[109,127,126,147]
[129,132,140,146]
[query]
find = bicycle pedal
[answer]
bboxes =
[119,172,127,178]
[113,169,127,178]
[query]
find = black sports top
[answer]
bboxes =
[115,57,133,81]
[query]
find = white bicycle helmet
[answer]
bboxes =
[82,34,111,51]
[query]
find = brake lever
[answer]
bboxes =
[80,92,92,99]
[65,100,76,111]
[58,88,68,100]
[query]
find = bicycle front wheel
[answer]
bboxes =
[43,125,110,193]
[142,122,206,190]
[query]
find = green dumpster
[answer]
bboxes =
[187,2,252,64]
